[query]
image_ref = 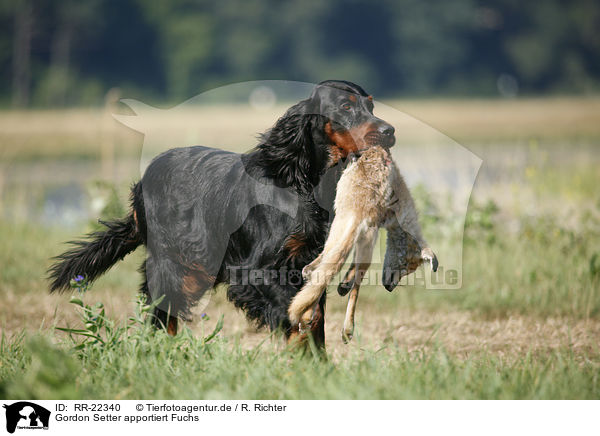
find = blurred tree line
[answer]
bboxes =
[1,0,599,107]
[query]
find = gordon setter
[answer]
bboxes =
[48,80,396,348]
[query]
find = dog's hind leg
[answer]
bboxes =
[140,261,179,336]
[151,307,179,336]
[143,255,216,337]
[342,227,378,343]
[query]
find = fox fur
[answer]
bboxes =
[288,146,438,341]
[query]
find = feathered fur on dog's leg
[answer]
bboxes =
[288,216,358,326]
[342,227,377,343]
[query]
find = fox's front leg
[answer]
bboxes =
[302,252,323,280]
[288,216,359,327]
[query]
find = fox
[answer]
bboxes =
[288,146,438,342]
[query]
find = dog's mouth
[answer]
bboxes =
[353,132,395,157]
[364,131,396,148]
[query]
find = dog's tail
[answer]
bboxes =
[48,187,144,292]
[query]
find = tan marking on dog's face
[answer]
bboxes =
[325,121,381,165]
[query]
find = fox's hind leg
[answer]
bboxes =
[337,232,376,297]
[337,260,358,297]
[342,227,378,343]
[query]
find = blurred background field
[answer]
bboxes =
[1,0,600,399]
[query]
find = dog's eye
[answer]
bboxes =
[341,102,352,111]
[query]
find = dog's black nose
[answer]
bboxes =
[378,124,395,137]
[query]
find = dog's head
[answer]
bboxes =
[258,80,395,190]
[310,80,395,164]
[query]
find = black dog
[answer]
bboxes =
[48,80,395,347]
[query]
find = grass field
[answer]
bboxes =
[0,97,599,399]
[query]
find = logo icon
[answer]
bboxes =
[2,402,50,434]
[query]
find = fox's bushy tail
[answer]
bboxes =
[48,213,142,292]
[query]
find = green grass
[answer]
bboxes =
[1,207,599,399]
[1,319,598,400]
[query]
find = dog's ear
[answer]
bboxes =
[258,98,328,191]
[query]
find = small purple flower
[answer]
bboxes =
[69,274,89,293]
[201,313,207,319]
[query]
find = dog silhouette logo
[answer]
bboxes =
[2,402,50,433]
